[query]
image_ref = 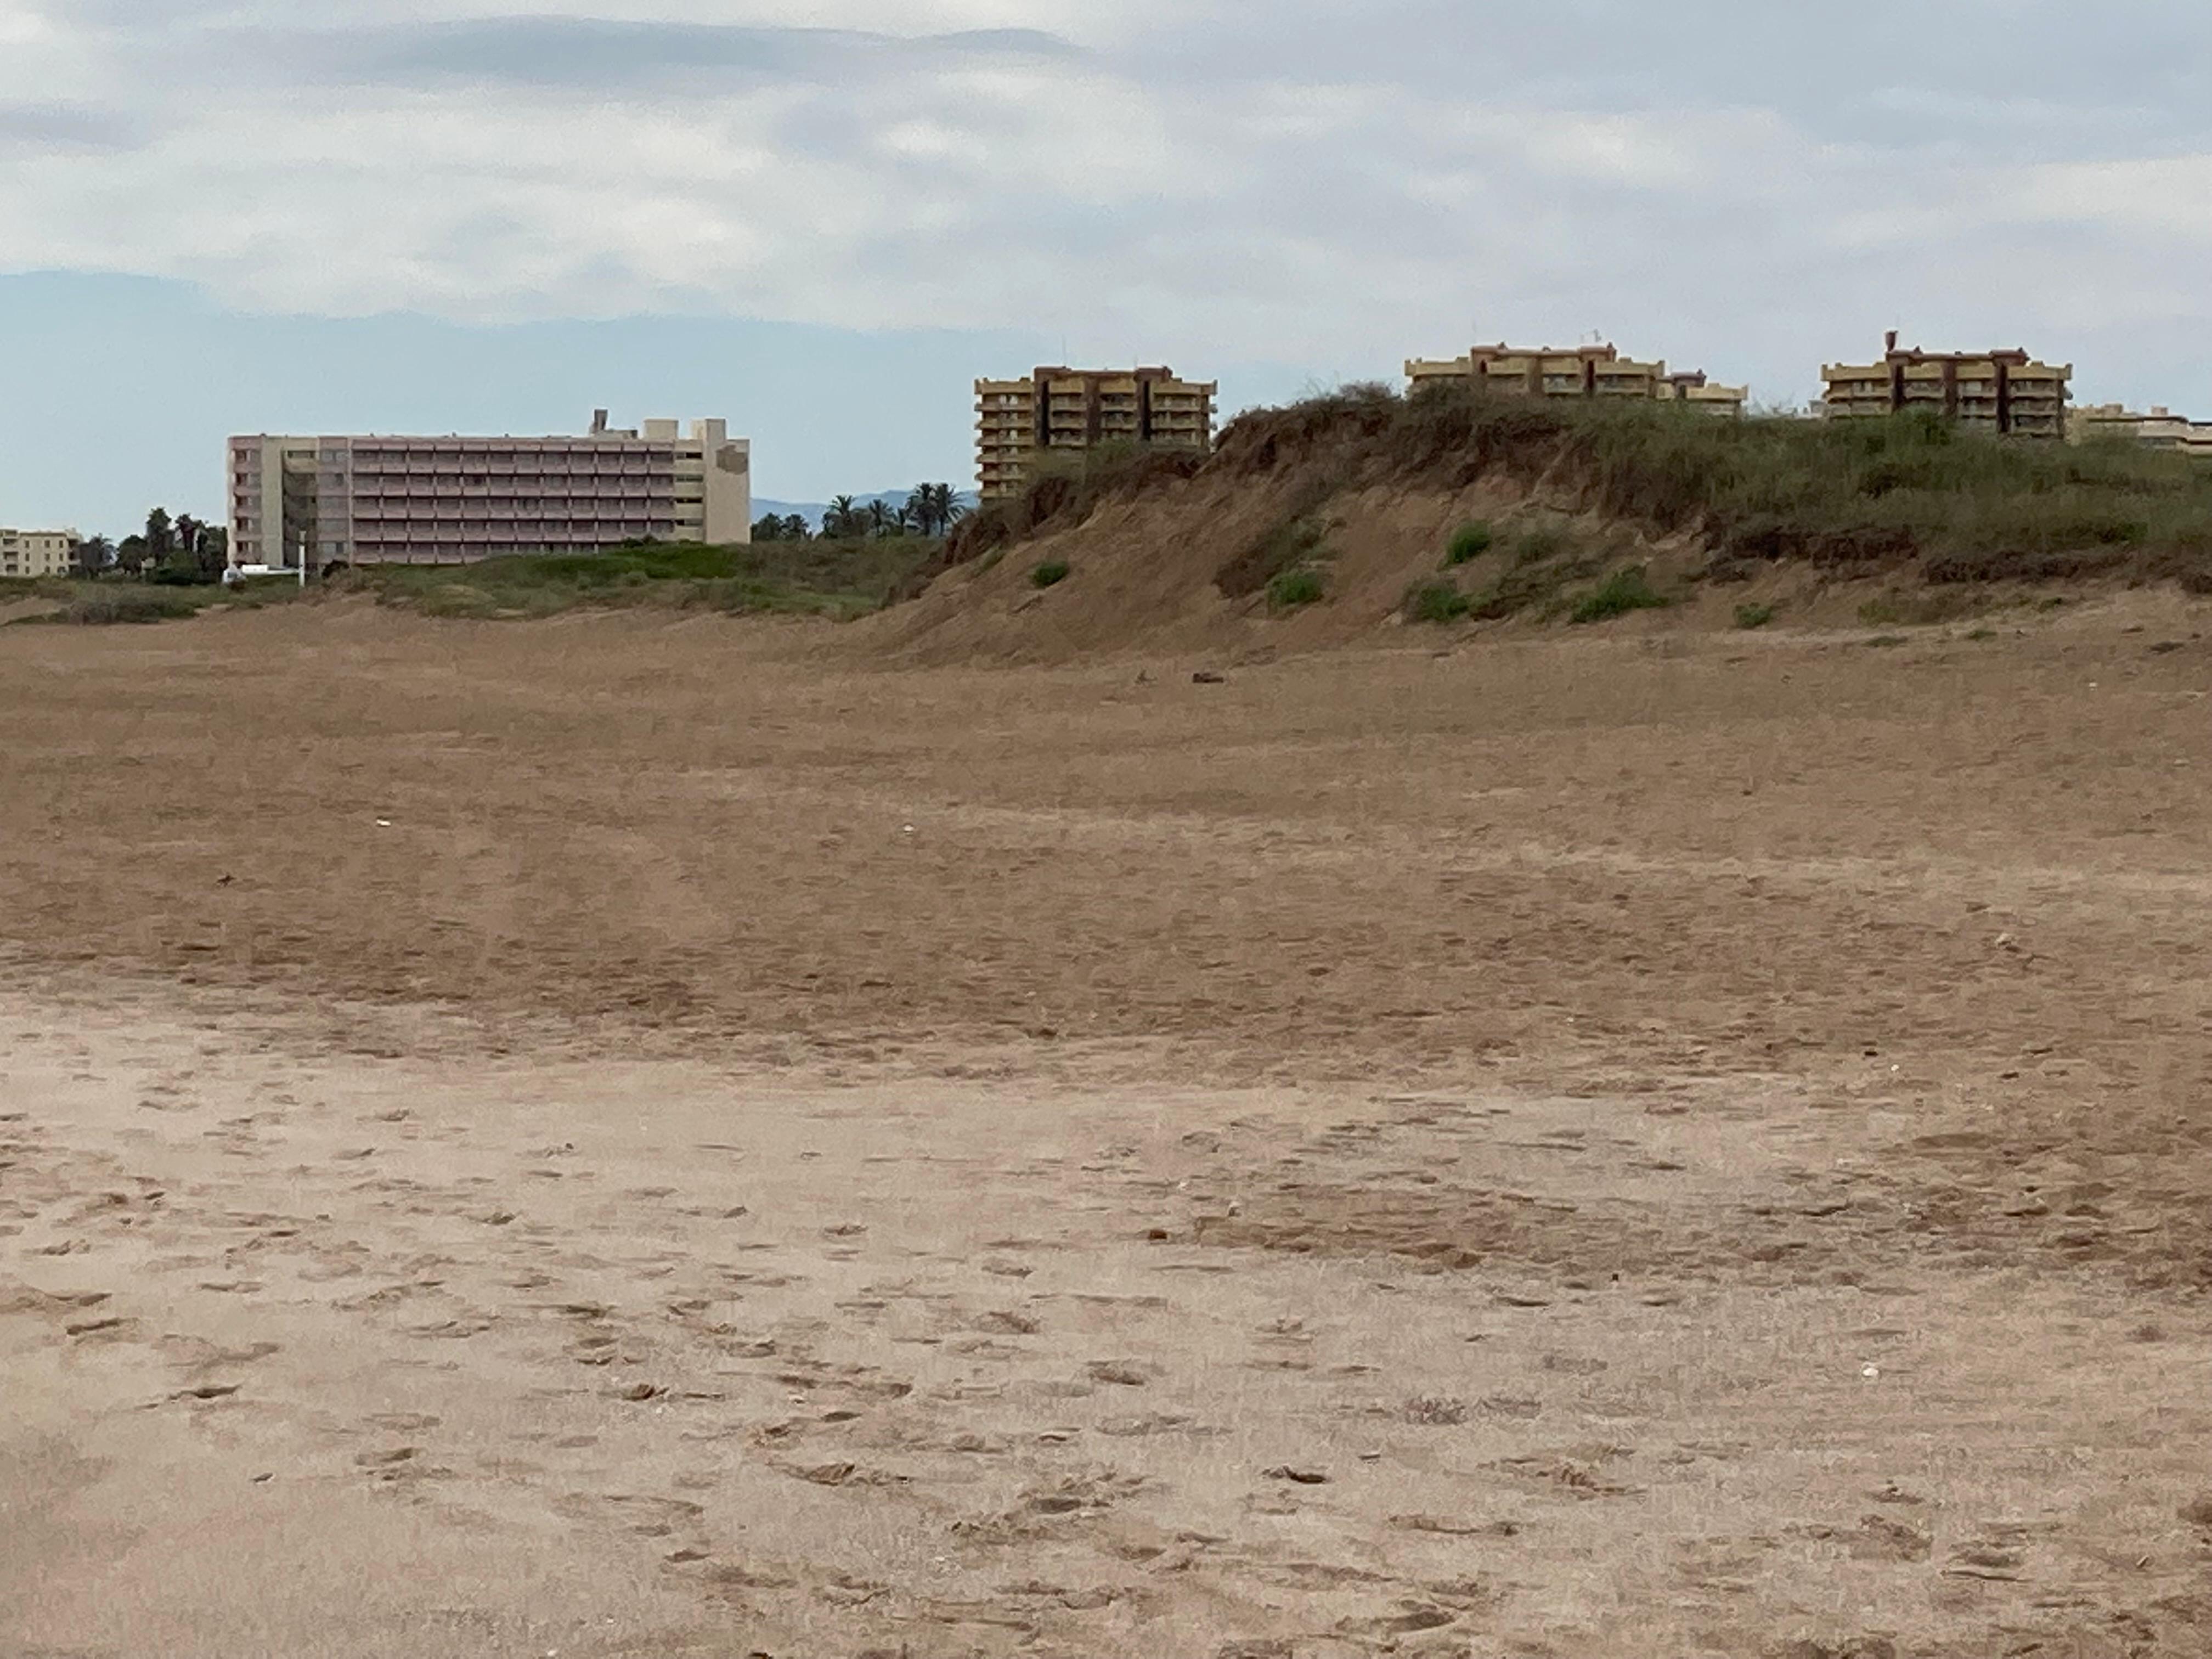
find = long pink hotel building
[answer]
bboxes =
[226,411,751,570]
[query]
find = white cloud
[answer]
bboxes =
[4,1,2212,407]
[2010,156,2212,243]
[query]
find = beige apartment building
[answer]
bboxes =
[1821,335,2070,438]
[975,366,1217,500]
[228,411,750,570]
[0,527,77,579]
[1404,343,1748,415]
[2070,403,2212,458]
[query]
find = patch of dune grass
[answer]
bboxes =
[1404,580,1470,623]
[1858,589,1983,627]
[5,578,299,627]
[1443,521,1493,566]
[1570,567,1669,625]
[1222,383,2212,590]
[348,537,936,620]
[1220,511,1333,599]
[52,589,203,625]
[1268,567,1326,608]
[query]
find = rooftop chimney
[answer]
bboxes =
[590,409,609,435]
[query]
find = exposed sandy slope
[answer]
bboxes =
[855,467,2143,670]
[4,599,2212,1657]
[860,472,1534,664]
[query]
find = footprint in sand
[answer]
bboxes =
[1,1285,111,1318]
[365,1413,442,1432]
[1085,1361,1154,1387]
[167,1383,241,1403]
[554,1491,705,1538]
[161,1336,281,1368]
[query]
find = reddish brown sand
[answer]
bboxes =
[3,596,2210,1658]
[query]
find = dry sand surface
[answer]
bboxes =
[4,597,2211,1658]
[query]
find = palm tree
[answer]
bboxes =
[905,483,966,537]
[823,494,859,538]
[70,534,115,579]
[865,498,894,537]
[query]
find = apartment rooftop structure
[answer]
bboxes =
[975,366,1217,501]
[227,412,751,571]
[1404,343,1749,416]
[0,527,77,579]
[1821,334,2071,438]
[2070,403,2212,458]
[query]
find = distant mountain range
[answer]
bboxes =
[752,489,978,527]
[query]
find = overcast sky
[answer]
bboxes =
[5,1,2211,533]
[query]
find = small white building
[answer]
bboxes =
[0,527,78,579]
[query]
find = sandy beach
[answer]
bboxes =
[4,599,2210,1657]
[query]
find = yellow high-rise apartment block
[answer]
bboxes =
[0,527,77,578]
[1404,343,1748,415]
[975,366,1217,500]
[1821,334,2070,438]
